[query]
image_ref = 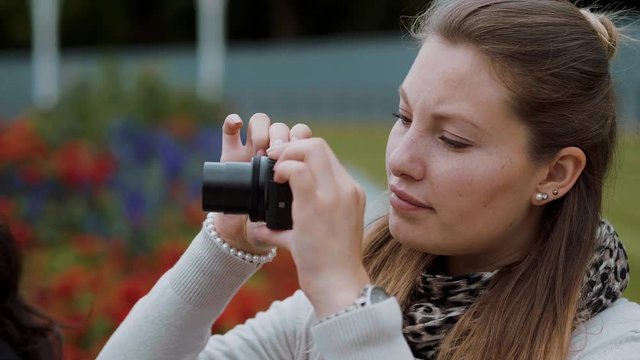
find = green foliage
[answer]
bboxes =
[29,60,228,147]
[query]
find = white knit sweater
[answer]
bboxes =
[97,226,640,360]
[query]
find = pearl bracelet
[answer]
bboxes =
[203,213,277,265]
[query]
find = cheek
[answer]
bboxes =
[437,155,531,220]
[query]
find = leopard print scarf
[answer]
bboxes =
[402,219,630,359]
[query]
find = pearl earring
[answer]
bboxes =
[535,193,549,201]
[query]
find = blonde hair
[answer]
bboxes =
[363,1,622,359]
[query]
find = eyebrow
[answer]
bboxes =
[398,85,482,132]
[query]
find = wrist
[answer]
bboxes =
[208,213,273,255]
[204,213,277,264]
[317,284,391,324]
[307,270,371,319]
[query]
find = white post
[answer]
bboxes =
[31,0,61,110]
[196,0,227,103]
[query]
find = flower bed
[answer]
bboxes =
[0,116,299,358]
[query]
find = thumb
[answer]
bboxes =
[251,226,293,251]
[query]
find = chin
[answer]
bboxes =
[389,210,425,237]
[388,212,452,256]
[389,214,425,249]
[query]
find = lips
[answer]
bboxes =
[389,184,433,210]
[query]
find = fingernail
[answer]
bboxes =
[271,139,283,147]
[230,114,242,125]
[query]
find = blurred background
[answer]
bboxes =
[0,0,638,358]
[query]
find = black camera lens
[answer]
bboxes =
[202,156,293,230]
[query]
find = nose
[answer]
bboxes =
[387,130,425,181]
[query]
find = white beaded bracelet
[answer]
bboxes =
[203,212,277,265]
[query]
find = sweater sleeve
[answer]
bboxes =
[97,226,304,360]
[310,297,415,359]
[97,224,417,360]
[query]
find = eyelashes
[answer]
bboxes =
[438,135,470,149]
[392,112,471,150]
[392,112,411,127]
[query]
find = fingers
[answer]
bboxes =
[221,114,244,160]
[271,138,340,195]
[259,141,366,251]
[221,113,312,163]
[259,159,319,250]
[251,225,293,251]
[290,123,312,141]
[247,113,271,156]
[273,160,318,202]
[269,122,291,147]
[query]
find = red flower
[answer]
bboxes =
[154,240,187,274]
[62,343,90,360]
[70,234,105,257]
[213,285,271,332]
[52,266,89,299]
[0,119,47,164]
[9,221,34,249]
[184,199,206,227]
[18,163,45,185]
[107,275,155,324]
[0,198,15,217]
[52,141,116,187]
[261,252,299,299]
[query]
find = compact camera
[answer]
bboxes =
[202,156,293,230]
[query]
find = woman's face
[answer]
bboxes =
[386,37,546,274]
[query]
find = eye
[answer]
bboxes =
[392,112,412,127]
[439,135,471,150]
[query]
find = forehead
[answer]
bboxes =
[401,37,515,130]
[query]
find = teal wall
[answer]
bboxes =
[1,32,638,127]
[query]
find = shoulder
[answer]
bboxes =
[569,298,640,359]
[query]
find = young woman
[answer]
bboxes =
[98,1,639,359]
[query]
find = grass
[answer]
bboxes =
[310,122,639,303]
[604,134,640,302]
[312,122,390,186]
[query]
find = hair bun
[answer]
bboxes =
[580,9,619,60]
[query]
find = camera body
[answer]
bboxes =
[202,156,293,230]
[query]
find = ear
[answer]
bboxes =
[532,146,586,205]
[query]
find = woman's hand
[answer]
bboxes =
[213,113,312,255]
[256,138,371,319]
